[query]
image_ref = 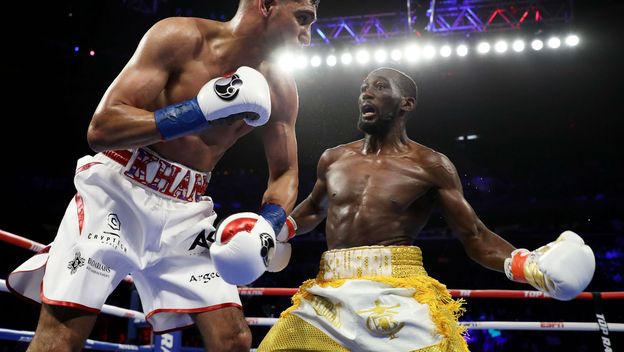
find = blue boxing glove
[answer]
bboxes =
[154,66,271,140]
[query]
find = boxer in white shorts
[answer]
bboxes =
[9,147,240,332]
[7,1,319,351]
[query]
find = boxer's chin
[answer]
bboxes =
[358,119,381,134]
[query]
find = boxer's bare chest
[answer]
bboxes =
[151,53,264,170]
[327,153,434,212]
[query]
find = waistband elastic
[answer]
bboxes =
[101,148,211,202]
[318,245,427,280]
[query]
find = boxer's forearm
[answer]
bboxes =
[290,196,326,235]
[88,105,163,152]
[462,222,515,272]
[262,169,298,213]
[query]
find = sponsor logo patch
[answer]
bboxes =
[67,252,85,274]
[214,74,243,101]
[189,272,220,283]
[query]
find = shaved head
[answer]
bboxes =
[369,67,417,103]
[239,0,320,8]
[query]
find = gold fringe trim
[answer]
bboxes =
[282,275,469,352]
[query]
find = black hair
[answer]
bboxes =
[372,67,417,102]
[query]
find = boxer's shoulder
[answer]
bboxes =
[147,17,206,42]
[320,142,360,166]
[138,17,210,66]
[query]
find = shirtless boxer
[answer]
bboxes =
[257,67,595,351]
[7,1,318,351]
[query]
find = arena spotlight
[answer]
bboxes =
[275,32,580,70]
[341,52,353,65]
[531,39,544,51]
[477,42,491,54]
[326,54,337,67]
[310,55,322,67]
[494,41,508,53]
[457,134,479,141]
[295,55,308,69]
[423,45,436,59]
[512,40,525,52]
[74,46,80,53]
[456,44,468,57]
[405,44,420,62]
[278,52,295,71]
[89,50,95,57]
[565,34,580,47]
[356,49,370,64]
[374,49,387,63]
[390,48,402,61]
[547,37,561,49]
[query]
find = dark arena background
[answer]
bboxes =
[1,0,623,351]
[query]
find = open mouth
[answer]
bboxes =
[361,103,377,120]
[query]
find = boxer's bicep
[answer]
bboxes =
[88,18,199,151]
[434,156,513,270]
[432,155,484,246]
[97,18,197,111]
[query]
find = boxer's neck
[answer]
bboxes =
[362,120,410,155]
[226,12,275,65]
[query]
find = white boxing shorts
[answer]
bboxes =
[7,148,241,333]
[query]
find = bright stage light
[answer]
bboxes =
[356,49,370,64]
[295,55,308,69]
[531,39,544,51]
[310,55,321,67]
[341,52,353,65]
[390,48,402,61]
[440,45,452,58]
[512,40,525,52]
[374,49,387,63]
[278,53,295,71]
[547,37,561,49]
[477,42,491,54]
[494,41,508,53]
[456,44,468,57]
[326,55,337,67]
[423,45,436,59]
[565,34,579,47]
[274,32,581,70]
[405,44,420,62]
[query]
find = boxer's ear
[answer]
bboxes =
[260,0,276,17]
[401,97,416,112]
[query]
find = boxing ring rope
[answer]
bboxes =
[0,228,135,284]
[4,229,623,301]
[238,287,624,300]
[0,229,46,252]
[1,278,622,332]
[2,228,624,350]
[0,328,153,351]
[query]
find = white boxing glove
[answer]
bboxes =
[210,212,276,285]
[266,216,297,272]
[504,231,595,301]
[155,66,271,140]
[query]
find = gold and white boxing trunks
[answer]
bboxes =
[258,246,469,352]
